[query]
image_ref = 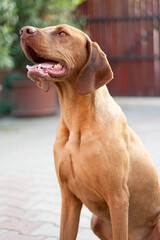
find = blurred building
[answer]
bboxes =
[79,0,160,96]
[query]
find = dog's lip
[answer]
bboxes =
[24,44,68,77]
[26,62,67,78]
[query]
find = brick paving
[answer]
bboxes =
[0,97,160,239]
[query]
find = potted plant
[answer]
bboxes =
[0,0,85,117]
[3,72,58,117]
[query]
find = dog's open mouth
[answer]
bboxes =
[26,45,67,79]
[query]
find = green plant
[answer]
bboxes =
[0,0,86,71]
[0,0,18,70]
[0,101,15,115]
[4,72,26,89]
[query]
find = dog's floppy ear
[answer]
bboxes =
[77,40,113,95]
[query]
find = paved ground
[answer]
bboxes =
[0,97,160,240]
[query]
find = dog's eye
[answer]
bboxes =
[58,31,66,36]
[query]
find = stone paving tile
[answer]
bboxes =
[44,238,58,240]
[0,230,8,237]
[22,200,56,211]
[0,207,38,220]
[0,207,8,212]
[30,212,60,226]
[77,229,99,240]
[0,217,9,223]
[0,190,30,200]
[79,215,91,229]
[28,193,60,205]
[30,187,60,196]
[29,223,59,237]
[0,181,31,194]
[27,202,61,214]
[30,180,58,189]
[0,218,43,234]
[0,231,45,240]
[1,198,28,208]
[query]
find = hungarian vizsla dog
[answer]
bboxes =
[20,24,160,240]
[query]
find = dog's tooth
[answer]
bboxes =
[54,63,62,69]
[38,64,41,69]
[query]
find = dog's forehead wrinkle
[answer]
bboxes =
[42,26,57,33]
[42,25,72,35]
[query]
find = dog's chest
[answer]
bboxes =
[55,138,111,218]
[57,136,104,186]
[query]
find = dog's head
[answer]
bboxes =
[20,24,113,94]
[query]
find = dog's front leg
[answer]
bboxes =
[108,190,129,240]
[60,186,82,240]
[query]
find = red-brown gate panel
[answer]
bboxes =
[78,0,160,96]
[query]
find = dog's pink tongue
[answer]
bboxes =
[37,81,50,93]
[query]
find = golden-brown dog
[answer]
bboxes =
[20,24,160,240]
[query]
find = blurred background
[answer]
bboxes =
[79,0,160,96]
[0,0,160,116]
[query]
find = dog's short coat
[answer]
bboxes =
[20,24,160,240]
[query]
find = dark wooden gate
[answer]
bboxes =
[78,0,160,96]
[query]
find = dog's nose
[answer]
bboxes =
[20,26,37,39]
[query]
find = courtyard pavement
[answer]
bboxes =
[0,97,160,240]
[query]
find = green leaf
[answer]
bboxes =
[0,0,86,71]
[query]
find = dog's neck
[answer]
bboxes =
[54,81,111,132]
